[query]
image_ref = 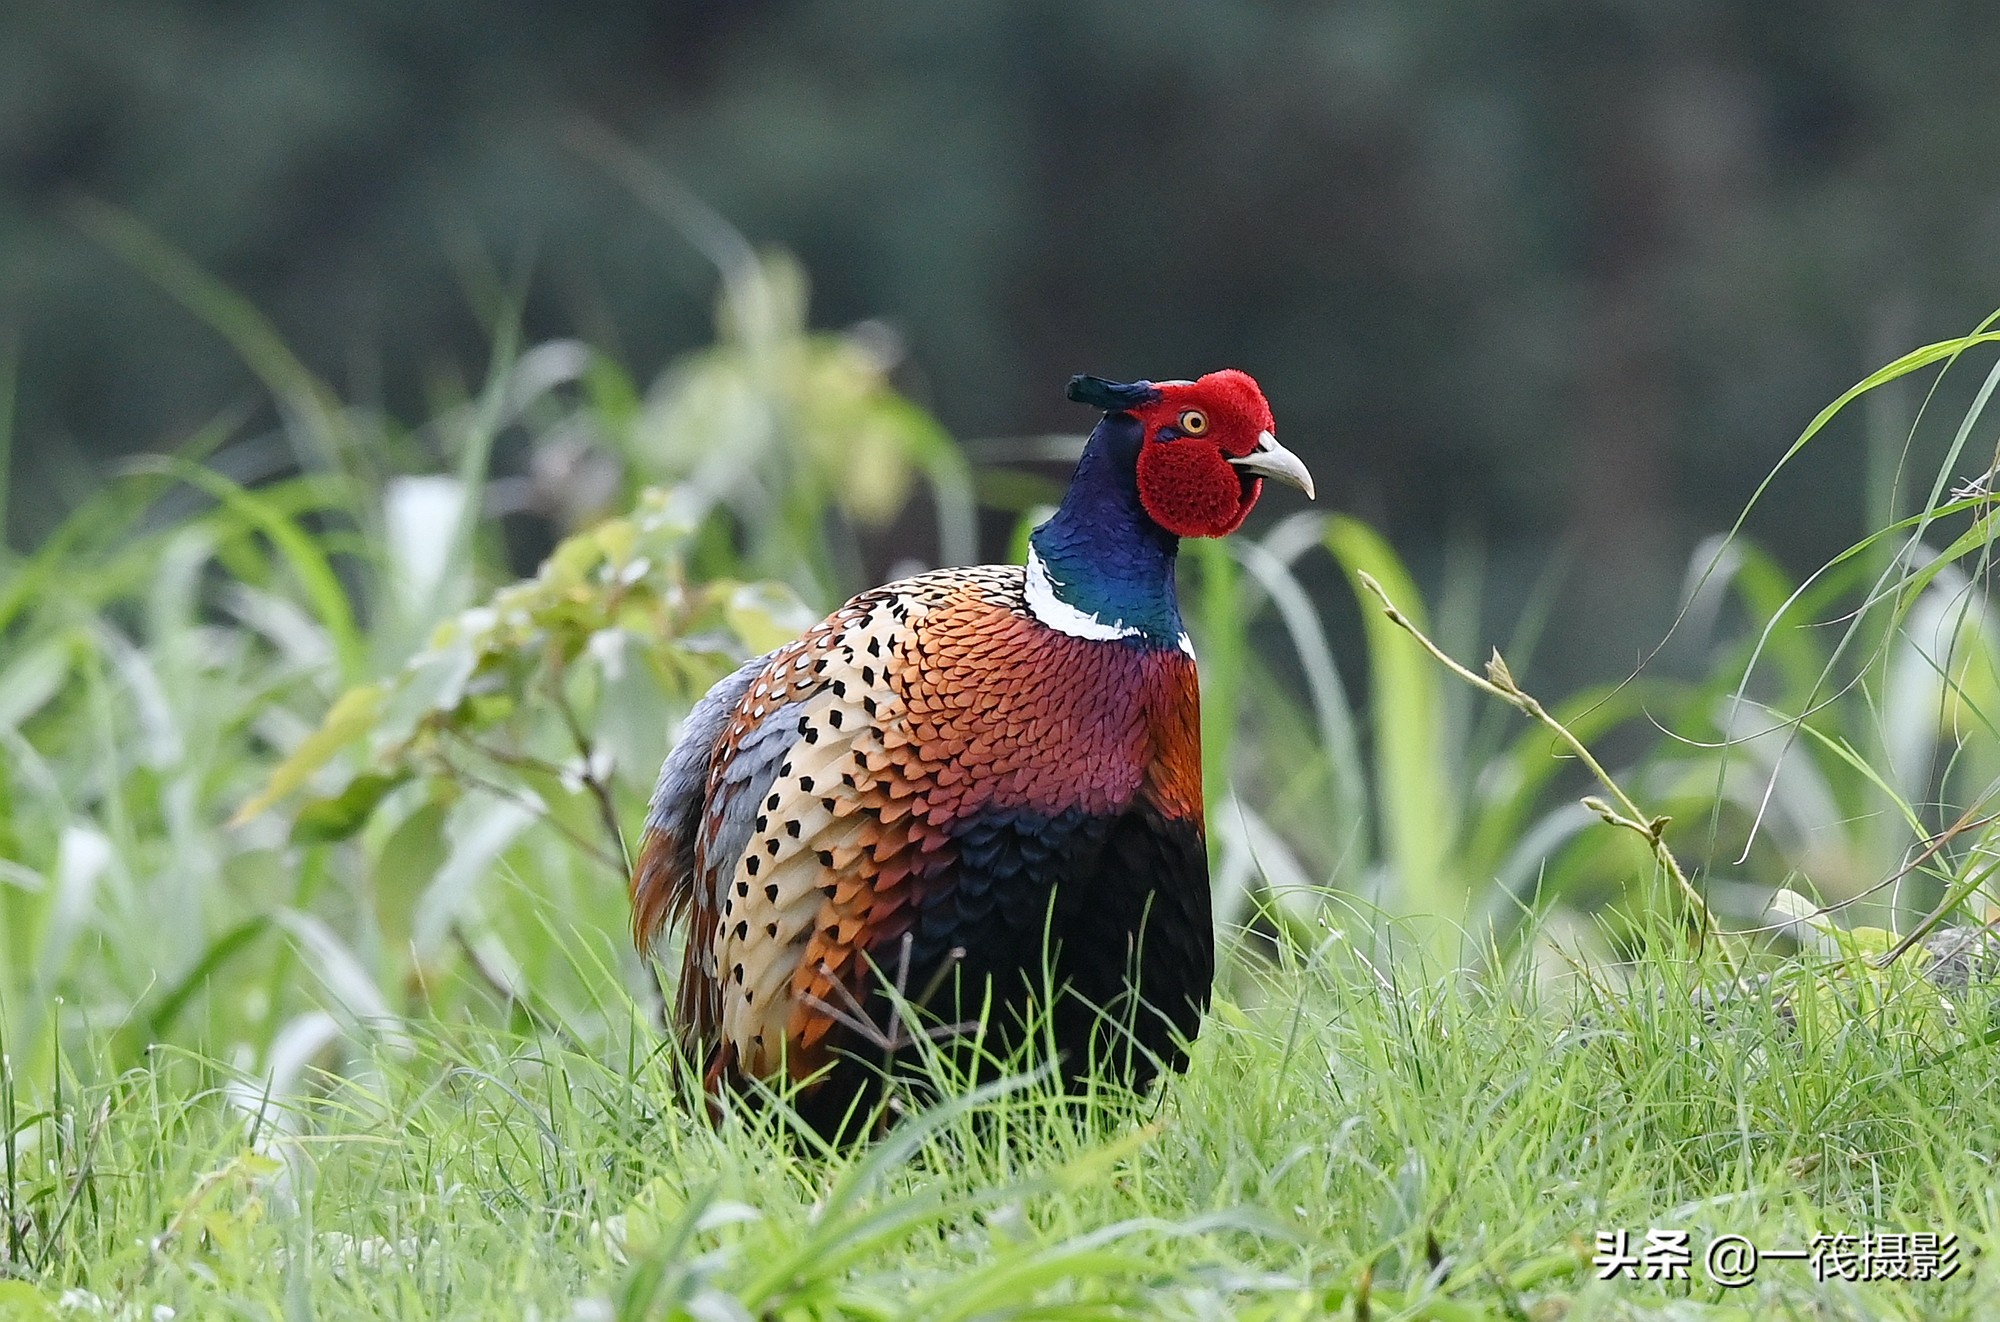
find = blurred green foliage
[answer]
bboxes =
[0,214,977,1100]
[11,0,2000,660]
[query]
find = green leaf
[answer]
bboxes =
[234,682,387,825]
[372,643,481,751]
[1832,925,1905,961]
[292,772,412,845]
[541,526,606,593]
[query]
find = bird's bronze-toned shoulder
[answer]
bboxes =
[860,562,1028,613]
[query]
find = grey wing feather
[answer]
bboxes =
[700,698,808,907]
[645,653,769,842]
[632,653,769,949]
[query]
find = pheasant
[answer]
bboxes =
[632,369,1314,1133]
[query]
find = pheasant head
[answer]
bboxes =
[1066,369,1314,538]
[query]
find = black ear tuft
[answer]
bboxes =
[1066,375,1160,412]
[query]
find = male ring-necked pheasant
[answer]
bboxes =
[632,369,1314,1133]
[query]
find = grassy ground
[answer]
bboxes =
[7,930,1997,1319]
[8,211,2000,1319]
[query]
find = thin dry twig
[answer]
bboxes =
[800,935,979,1054]
[436,745,625,876]
[551,685,630,873]
[1354,570,1739,977]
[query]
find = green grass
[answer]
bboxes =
[9,198,2000,1318]
[5,932,1997,1318]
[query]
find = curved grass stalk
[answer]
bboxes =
[1355,570,1740,979]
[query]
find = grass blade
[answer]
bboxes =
[1325,516,1463,944]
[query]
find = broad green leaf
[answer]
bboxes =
[542,524,607,593]
[372,643,481,752]
[235,682,387,825]
[1832,925,1909,961]
[292,772,412,845]
[595,516,639,570]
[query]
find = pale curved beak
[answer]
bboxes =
[1229,430,1316,500]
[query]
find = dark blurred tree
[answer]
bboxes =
[6,0,2000,676]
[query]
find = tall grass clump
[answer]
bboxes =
[1625,326,2000,962]
[0,198,971,1104]
[1186,323,2000,992]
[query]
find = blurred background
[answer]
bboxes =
[8,0,1999,686]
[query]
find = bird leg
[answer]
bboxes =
[800,935,978,1056]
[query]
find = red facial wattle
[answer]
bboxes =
[1126,369,1311,539]
[1135,439,1262,537]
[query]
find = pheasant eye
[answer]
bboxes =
[1177,409,1209,436]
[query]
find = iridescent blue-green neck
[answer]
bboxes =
[1025,412,1183,646]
